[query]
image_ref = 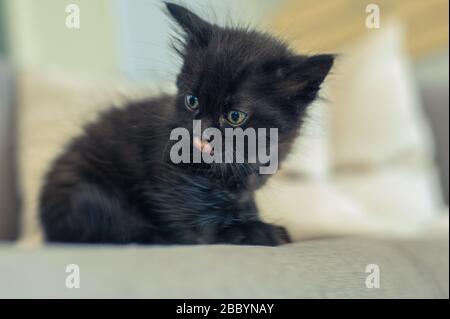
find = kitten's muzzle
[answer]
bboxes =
[193,136,214,155]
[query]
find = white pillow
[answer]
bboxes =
[258,22,444,239]
[329,22,443,223]
[330,23,435,167]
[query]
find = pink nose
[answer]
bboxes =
[193,136,213,155]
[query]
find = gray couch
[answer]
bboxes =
[0,59,448,298]
[0,236,448,298]
[0,60,19,241]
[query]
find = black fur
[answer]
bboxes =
[39,3,334,245]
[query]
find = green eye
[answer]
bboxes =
[226,110,248,126]
[185,95,199,111]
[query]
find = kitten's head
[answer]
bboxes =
[165,3,333,179]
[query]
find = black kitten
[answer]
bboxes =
[39,3,333,246]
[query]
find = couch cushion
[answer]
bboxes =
[1,234,448,298]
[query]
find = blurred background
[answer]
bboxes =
[0,0,448,241]
[0,0,448,299]
[0,0,278,81]
[0,0,448,79]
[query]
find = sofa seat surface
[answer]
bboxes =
[0,235,448,298]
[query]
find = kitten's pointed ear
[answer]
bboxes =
[165,2,213,48]
[291,54,335,101]
[300,54,334,85]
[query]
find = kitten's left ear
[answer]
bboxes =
[290,54,335,101]
[165,2,214,48]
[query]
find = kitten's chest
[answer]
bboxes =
[149,172,257,227]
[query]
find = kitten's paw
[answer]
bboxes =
[217,221,291,246]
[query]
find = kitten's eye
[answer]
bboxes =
[185,95,199,111]
[226,110,248,126]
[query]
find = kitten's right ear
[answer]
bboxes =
[287,54,335,102]
[165,2,214,48]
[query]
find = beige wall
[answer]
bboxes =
[271,0,449,58]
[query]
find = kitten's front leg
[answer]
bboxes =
[216,221,291,246]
